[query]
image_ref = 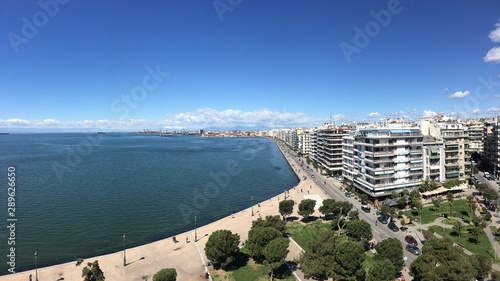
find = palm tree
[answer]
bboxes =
[452,220,465,239]
[467,195,477,216]
[447,192,454,218]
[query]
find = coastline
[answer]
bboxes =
[0,138,329,281]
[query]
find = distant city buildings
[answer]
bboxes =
[269,115,500,201]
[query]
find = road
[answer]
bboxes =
[282,146,421,268]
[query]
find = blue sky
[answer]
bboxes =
[1,0,500,131]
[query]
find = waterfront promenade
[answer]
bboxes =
[0,144,330,281]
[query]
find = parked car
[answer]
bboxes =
[388,222,399,232]
[405,235,418,246]
[406,244,421,255]
[377,215,388,224]
[361,205,371,213]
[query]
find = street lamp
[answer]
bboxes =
[251,196,254,216]
[123,234,127,266]
[194,215,198,242]
[34,251,38,281]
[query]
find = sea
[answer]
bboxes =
[0,133,298,275]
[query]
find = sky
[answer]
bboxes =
[1,0,500,132]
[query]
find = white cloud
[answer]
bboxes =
[447,91,471,98]
[471,108,481,115]
[443,88,449,91]
[332,114,347,121]
[489,22,500,42]
[487,107,500,114]
[484,47,500,63]
[494,94,500,98]
[422,110,437,118]
[165,108,314,128]
[366,112,380,117]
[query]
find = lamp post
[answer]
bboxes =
[34,251,38,281]
[251,196,254,216]
[123,234,127,266]
[194,215,198,242]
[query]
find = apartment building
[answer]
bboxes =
[345,126,424,199]
[312,126,352,176]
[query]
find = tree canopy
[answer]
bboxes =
[153,268,177,281]
[410,237,475,281]
[332,241,365,281]
[300,229,337,280]
[346,219,372,241]
[374,238,404,273]
[278,200,295,220]
[366,259,396,281]
[252,215,286,233]
[81,260,105,281]
[263,237,290,277]
[204,229,240,269]
[318,198,336,216]
[298,199,316,220]
[247,226,282,260]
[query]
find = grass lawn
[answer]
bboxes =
[286,219,331,251]
[428,225,496,259]
[403,199,472,224]
[209,247,295,281]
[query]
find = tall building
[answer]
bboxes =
[312,126,352,176]
[345,126,424,200]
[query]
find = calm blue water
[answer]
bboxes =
[0,133,298,274]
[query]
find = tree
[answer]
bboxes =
[298,199,316,221]
[380,204,392,215]
[470,215,487,244]
[397,197,407,209]
[366,259,396,281]
[374,238,404,273]
[452,220,465,239]
[410,237,475,281]
[247,227,282,260]
[471,254,492,280]
[391,191,399,199]
[444,179,461,189]
[252,215,286,233]
[331,201,353,233]
[278,200,294,221]
[359,193,368,204]
[318,198,336,217]
[431,197,443,212]
[153,268,177,281]
[420,179,438,192]
[346,219,372,241]
[204,229,240,269]
[348,210,359,221]
[491,270,500,281]
[263,238,290,280]
[467,195,477,214]
[300,229,337,280]
[81,260,105,281]
[447,192,454,217]
[332,241,365,281]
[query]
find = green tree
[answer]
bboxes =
[380,204,392,215]
[444,179,461,189]
[346,219,372,241]
[278,200,294,221]
[366,259,396,281]
[452,219,465,239]
[359,193,368,204]
[81,260,105,281]
[397,197,407,209]
[331,201,353,233]
[447,192,454,217]
[247,227,282,260]
[410,237,475,281]
[467,195,477,214]
[391,191,399,199]
[204,229,240,269]
[263,238,290,280]
[332,241,365,281]
[471,254,492,280]
[349,210,359,221]
[374,238,404,273]
[471,215,487,244]
[298,199,316,221]
[482,187,499,201]
[252,215,286,233]
[153,268,177,281]
[431,197,443,212]
[420,179,438,192]
[318,198,336,217]
[491,270,500,281]
[300,229,337,280]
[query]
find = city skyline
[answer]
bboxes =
[1,1,500,131]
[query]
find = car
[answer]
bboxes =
[388,222,399,232]
[405,235,418,246]
[400,226,408,231]
[406,244,421,255]
[377,215,388,224]
[361,205,371,213]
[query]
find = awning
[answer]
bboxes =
[431,148,439,153]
